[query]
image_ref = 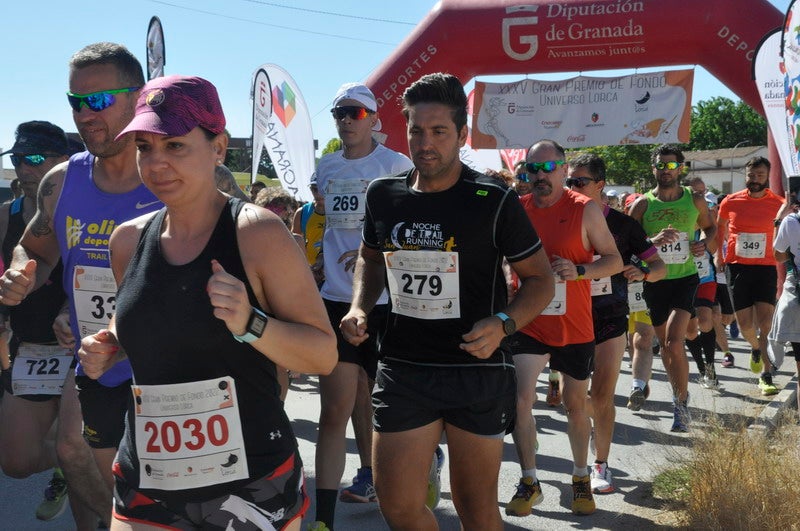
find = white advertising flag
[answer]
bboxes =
[251,68,271,186]
[471,70,694,149]
[258,65,314,202]
[782,0,800,175]
[755,29,796,177]
[146,16,165,81]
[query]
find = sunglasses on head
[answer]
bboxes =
[66,87,140,112]
[654,161,682,171]
[566,176,602,188]
[10,154,52,167]
[330,106,374,121]
[525,160,565,174]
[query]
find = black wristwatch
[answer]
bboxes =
[576,264,586,280]
[495,312,516,336]
[233,307,269,343]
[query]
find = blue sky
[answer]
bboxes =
[0,0,791,164]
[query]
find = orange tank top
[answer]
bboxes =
[519,190,594,346]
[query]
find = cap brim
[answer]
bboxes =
[116,111,195,140]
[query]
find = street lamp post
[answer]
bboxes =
[729,140,750,192]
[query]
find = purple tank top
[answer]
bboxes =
[54,151,163,386]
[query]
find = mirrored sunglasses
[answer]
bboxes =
[516,173,531,183]
[330,106,374,121]
[525,160,565,174]
[67,87,140,112]
[566,176,602,188]
[654,161,682,171]
[10,154,52,167]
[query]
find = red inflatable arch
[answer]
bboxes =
[367,0,783,154]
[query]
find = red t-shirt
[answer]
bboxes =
[718,189,784,266]
[519,190,594,346]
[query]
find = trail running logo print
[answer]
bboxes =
[272,82,296,127]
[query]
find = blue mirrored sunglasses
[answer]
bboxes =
[66,87,140,112]
[525,160,565,174]
[10,154,51,167]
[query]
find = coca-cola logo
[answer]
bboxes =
[566,135,586,143]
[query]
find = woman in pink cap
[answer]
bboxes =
[78,75,336,530]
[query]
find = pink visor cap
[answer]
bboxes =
[116,75,225,139]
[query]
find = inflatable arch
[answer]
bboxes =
[367,0,783,156]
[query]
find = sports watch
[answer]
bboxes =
[576,264,586,280]
[495,312,516,336]
[233,307,269,343]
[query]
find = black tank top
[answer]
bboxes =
[114,197,296,502]
[3,197,65,346]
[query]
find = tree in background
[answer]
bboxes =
[322,137,342,155]
[574,144,654,190]
[224,147,277,179]
[688,96,767,150]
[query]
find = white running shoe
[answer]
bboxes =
[590,462,615,494]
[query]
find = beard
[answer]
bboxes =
[746,181,768,193]
[533,179,552,197]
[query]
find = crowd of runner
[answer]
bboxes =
[0,42,796,531]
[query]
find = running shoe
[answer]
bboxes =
[546,375,561,407]
[729,320,739,339]
[758,373,779,396]
[721,352,734,368]
[590,462,615,494]
[35,468,68,521]
[425,446,445,510]
[750,349,763,374]
[626,383,649,411]
[505,476,543,516]
[670,397,691,433]
[571,475,596,515]
[701,366,720,390]
[339,467,377,503]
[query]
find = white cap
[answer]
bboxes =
[606,189,618,197]
[705,191,718,205]
[332,83,381,131]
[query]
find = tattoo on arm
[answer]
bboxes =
[30,180,55,237]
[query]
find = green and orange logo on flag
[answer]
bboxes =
[272,82,296,127]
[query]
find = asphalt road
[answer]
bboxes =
[1,335,797,530]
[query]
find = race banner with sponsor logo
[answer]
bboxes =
[471,70,693,149]
[782,0,800,175]
[754,28,797,177]
[146,16,165,81]
[250,68,271,186]
[251,65,314,202]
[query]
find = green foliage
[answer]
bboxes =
[322,137,342,155]
[224,148,277,179]
[570,145,654,189]
[689,96,767,150]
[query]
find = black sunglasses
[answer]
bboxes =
[566,176,602,188]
